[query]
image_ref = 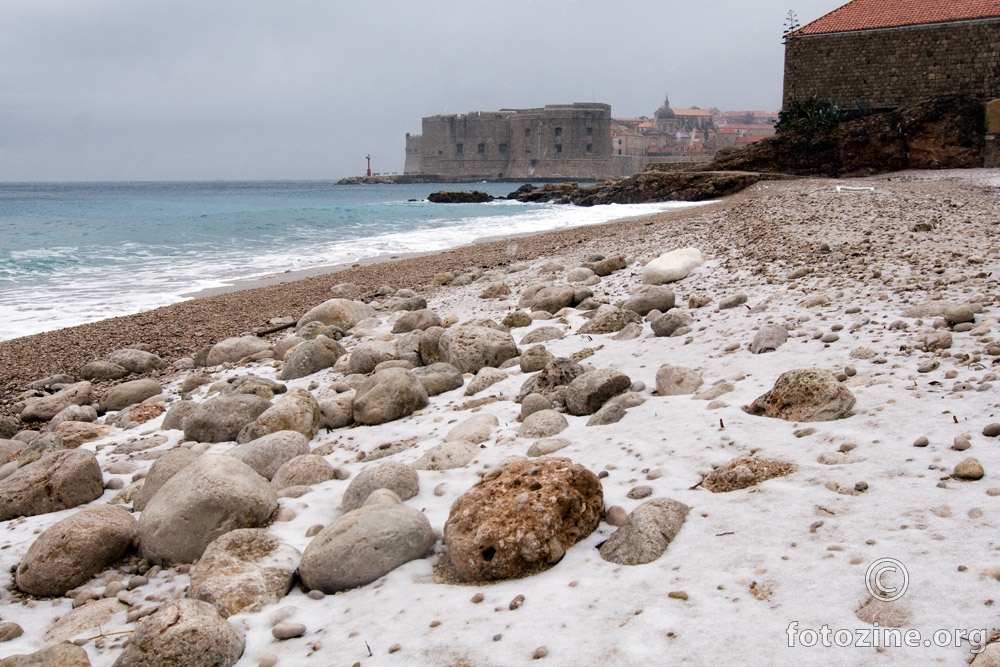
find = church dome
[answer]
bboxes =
[654,94,675,121]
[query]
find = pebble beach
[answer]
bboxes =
[3,170,1000,666]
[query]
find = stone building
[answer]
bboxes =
[783,0,1000,110]
[404,103,619,181]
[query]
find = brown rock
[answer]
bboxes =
[743,368,856,422]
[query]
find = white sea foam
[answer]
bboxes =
[0,200,707,341]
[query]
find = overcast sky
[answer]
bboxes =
[0,0,845,182]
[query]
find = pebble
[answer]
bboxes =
[953,436,972,451]
[471,593,485,604]
[509,595,525,610]
[305,524,324,537]
[839,442,857,453]
[307,590,325,600]
[668,591,689,600]
[945,370,959,379]
[844,366,857,377]
[127,575,148,590]
[0,622,23,643]
[913,436,929,447]
[627,485,653,499]
[646,468,664,480]
[821,332,839,343]
[955,458,985,480]
[533,646,549,659]
[917,360,939,373]
[272,623,307,640]
[259,656,279,667]
[605,505,628,527]
[104,581,125,598]
[854,481,869,492]
[388,644,401,654]
[984,424,1000,437]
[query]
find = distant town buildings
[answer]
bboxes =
[403,95,778,182]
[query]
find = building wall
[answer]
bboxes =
[403,133,422,175]
[405,103,616,180]
[783,19,1000,109]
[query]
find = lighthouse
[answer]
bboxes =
[366,154,372,178]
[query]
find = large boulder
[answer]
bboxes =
[52,421,112,448]
[392,309,442,334]
[516,358,585,403]
[99,379,162,412]
[188,529,300,617]
[280,337,345,381]
[525,285,575,313]
[0,450,103,521]
[438,325,518,374]
[342,461,419,512]
[750,323,788,354]
[443,456,603,582]
[578,305,640,335]
[133,448,200,511]
[599,498,689,565]
[205,336,271,367]
[0,644,92,667]
[352,368,428,426]
[296,298,376,332]
[445,414,499,444]
[518,410,569,439]
[298,490,436,593]
[564,369,632,416]
[271,454,338,490]
[622,286,676,316]
[227,430,310,480]
[182,394,271,443]
[744,368,856,422]
[650,310,695,337]
[80,360,128,382]
[412,440,479,471]
[111,598,244,667]
[107,348,166,374]
[411,362,464,396]
[20,382,92,423]
[642,247,704,285]
[138,454,278,565]
[655,364,704,396]
[237,388,321,443]
[347,340,398,375]
[16,505,138,597]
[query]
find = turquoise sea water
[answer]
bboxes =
[0,181,701,341]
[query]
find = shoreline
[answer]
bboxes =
[0,196,737,404]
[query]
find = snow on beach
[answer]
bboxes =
[2,171,1000,666]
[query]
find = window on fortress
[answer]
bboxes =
[456,143,464,154]
[499,143,507,153]
[477,143,485,154]
[586,144,593,153]
[586,127,593,136]
[555,127,563,137]
[555,144,563,153]
[525,128,531,137]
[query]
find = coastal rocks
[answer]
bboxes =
[526,438,570,457]
[564,369,632,416]
[296,298,376,332]
[650,310,694,338]
[111,598,245,667]
[599,498,689,565]
[578,305,639,335]
[227,430,310,481]
[702,456,796,492]
[621,286,676,316]
[0,450,103,521]
[138,454,278,565]
[955,457,985,480]
[464,367,507,396]
[20,381,92,423]
[348,340,398,375]
[520,326,565,345]
[642,248,704,285]
[182,394,271,443]
[655,365,704,396]
[517,358,585,403]
[413,440,479,471]
[298,490,436,593]
[318,392,355,429]
[520,345,553,373]
[353,368,429,425]
[443,456,603,582]
[1,644,92,667]
[438,325,518,374]
[427,190,494,203]
[744,368,856,422]
[98,379,161,412]
[187,529,300,617]
[237,388,321,443]
[411,362,464,396]
[132,447,200,512]
[750,323,788,354]
[392,309,442,334]
[446,414,499,444]
[52,421,112,448]
[271,454,338,490]
[520,285,574,314]
[206,337,271,367]
[80,360,128,382]
[518,410,569,439]
[280,337,345,381]
[107,348,167,374]
[582,255,627,277]
[342,461,419,511]
[15,505,138,597]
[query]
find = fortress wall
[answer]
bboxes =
[784,19,1000,110]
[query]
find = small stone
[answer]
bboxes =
[955,458,985,480]
[844,366,857,377]
[533,646,549,660]
[259,656,279,667]
[127,575,149,590]
[627,485,653,500]
[509,594,525,610]
[388,644,401,654]
[953,435,972,451]
[471,593,485,604]
[821,332,839,343]
[272,622,307,640]
[605,505,628,527]
[839,442,857,453]
[913,436,929,448]
[854,481,868,492]
[0,621,24,643]
[984,424,1000,438]
[668,591,688,600]
[307,590,325,600]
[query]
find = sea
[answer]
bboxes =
[0,181,705,342]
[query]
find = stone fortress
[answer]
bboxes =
[402,97,777,182]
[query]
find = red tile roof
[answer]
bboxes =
[795,0,1000,35]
